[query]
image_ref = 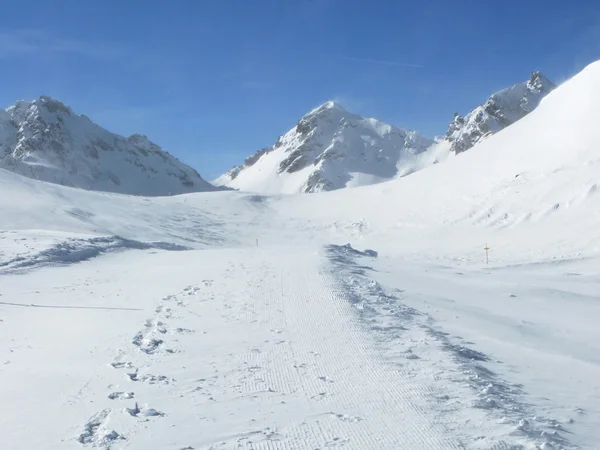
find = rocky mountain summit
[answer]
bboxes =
[0,96,216,196]
[445,72,555,154]
[217,101,434,194]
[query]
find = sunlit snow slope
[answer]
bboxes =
[276,61,600,260]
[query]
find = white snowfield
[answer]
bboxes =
[2,61,600,450]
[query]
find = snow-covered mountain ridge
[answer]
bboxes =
[216,101,435,194]
[218,71,555,195]
[0,96,216,196]
[445,71,555,154]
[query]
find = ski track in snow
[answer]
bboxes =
[53,245,580,449]
[326,244,576,449]
[1,232,594,449]
[68,248,469,449]
[1,238,594,449]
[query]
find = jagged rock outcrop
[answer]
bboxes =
[446,72,555,154]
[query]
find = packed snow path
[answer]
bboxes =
[0,245,524,450]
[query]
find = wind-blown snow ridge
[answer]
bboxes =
[0,96,217,196]
[446,71,555,154]
[216,101,435,194]
[326,244,576,449]
[0,236,189,275]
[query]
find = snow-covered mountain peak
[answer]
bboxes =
[216,102,435,194]
[303,100,349,117]
[7,96,73,124]
[292,101,356,138]
[36,95,73,115]
[446,72,555,154]
[527,71,553,92]
[0,96,217,196]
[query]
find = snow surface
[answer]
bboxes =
[216,101,435,194]
[0,96,216,196]
[3,61,600,449]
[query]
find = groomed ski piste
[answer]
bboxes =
[3,62,600,450]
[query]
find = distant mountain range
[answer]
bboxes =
[0,96,216,196]
[217,72,556,194]
[0,71,556,196]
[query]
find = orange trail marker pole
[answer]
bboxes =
[484,243,490,264]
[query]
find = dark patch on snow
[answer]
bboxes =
[245,194,269,204]
[66,207,95,221]
[131,331,164,354]
[107,391,134,400]
[78,409,124,447]
[442,342,490,362]
[329,243,378,258]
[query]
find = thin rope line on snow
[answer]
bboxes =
[0,301,141,311]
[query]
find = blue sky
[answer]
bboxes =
[1,1,599,179]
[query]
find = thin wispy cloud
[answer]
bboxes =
[339,56,424,68]
[331,95,369,112]
[241,80,274,90]
[0,29,125,60]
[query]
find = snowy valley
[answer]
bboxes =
[2,59,600,450]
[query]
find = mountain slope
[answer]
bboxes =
[446,71,555,154]
[0,96,216,196]
[216,101,434,194]
[274,62,600,255]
